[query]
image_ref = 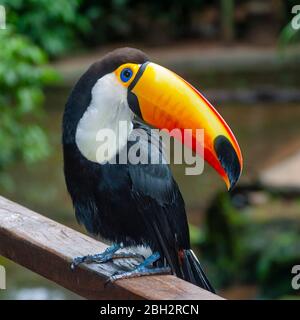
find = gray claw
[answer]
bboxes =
[71,256,87,270]
[105,271,122,286]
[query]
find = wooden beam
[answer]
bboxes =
[0,196,223,300]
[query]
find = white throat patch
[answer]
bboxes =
[75,73,134,163]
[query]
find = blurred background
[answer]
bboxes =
[0,0,300,300]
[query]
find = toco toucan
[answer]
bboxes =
[62,48,243,292]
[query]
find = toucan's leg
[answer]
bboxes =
[107,252,171,282]
[71,244,145,270]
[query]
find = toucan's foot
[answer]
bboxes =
[106,252,171,283]
[71,244,145,270]
[71,244,120,270]
[108,266,172,283]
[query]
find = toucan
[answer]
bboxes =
[62,48,242,292]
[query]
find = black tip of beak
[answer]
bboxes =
[214,135,241,191]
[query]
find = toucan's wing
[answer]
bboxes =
[127,122,190,276]
[129,163,190,276]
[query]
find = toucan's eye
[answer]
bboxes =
[120,68,133,82]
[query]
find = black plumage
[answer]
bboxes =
[62,48,214,292]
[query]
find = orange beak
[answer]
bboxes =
[118,62,243,190]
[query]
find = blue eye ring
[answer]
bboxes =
[120,68,133,82]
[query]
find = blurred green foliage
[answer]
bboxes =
[257,228,300,298]
[0,27,58,190]
[3,0,299,59]
[79,0,207,45]
[191,192,300,299]
[2,0,92,57]
[278,20,300,49]
[1,0,299,58]
[1,0,208,58]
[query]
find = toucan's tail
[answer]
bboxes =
[181,249,215,293]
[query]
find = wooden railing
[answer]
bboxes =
[0,195,223,300]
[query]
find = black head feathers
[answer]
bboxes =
[63,48,149,144]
